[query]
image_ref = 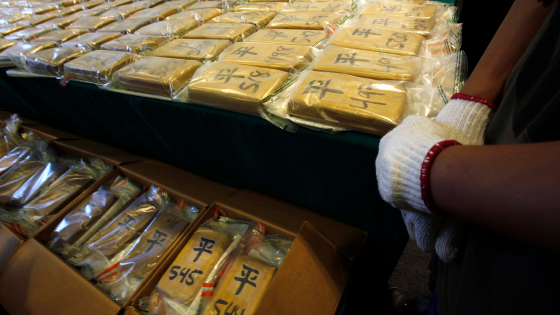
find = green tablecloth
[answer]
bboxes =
[0,71,409,313]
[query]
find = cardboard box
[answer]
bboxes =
[0,161,238,315]
[23,125,82,142]
[130,189,368,315]
[0,223,25,272]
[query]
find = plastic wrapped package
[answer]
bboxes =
[49,176,142,258]
[128,6,180,21]
[0,38,16,51]
[0,13,32,24]
[20,3,58,14]
[186,1,226,11]
[182,23,257,42]
[0,139,35,175]
[101,34,169,54]
[63,50,140,84]
[108,0,135,7]
[359,1,437,19]
[97,17,152,35]
[36,15,80,28]
[186,61,289,115]
[156,218,251,313]
[24,47,87,76]
[352,14,436,37]
[232,2,288,13]
[219,42,316,73]
[166,8,221,23]
[8,162,68,207]
[420,50,467,93]
[134,19,199,38]
[153,39,230,62]
[2,41,57,68]
[59,0,85,7]
[134,0,165,9]
[0,23,26,36]
[66,16,118,31]
[69,185,170,279]
[244,29,327,47]
[72,7,112,17]
[61,32,122,50]
[156,0,196,11]
[267,12,345,30]
[100,4,145,19]
[97,199,199,305]
[4,27,58,42]
[280,2,351,14]
[208,11,276,28]
[16,14,56,27]
[80,0,105,9]
[54,4,85,17]
[31,29,88,45]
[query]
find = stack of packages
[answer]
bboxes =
[0,116,111,237]
[136,215,292,315]
[51,183,201,306]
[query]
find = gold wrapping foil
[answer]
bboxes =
[135,19,199,38]
[135,0,165,8]
[17,14,56,27]
[22,4,58,15]
[329,25,423,56]
[0,38,16,52]
[32,29,89,45]
[128,7,179,21]
[232,2,288,13]
[313,46,418,81]
[116,57,201,96]
[66,16,118,31]
[203,255,276,315]
[154,39,230,61]
[167,8,222,22]
[100,4,145,19]
[0,24,26,36]
[25,47,87,76]
[245,29,327,46]
[157,227,233,305]
[97,17,152,35]
[108,0,135,7]
[5,27,58,42]
[186,1,223,11]
[267,12,344,30]
[1,41,58,66]
[360,3,437,19]
[182,23,257,42]
[219,42,313,73]
[82,0,105,9]
[157,0,196,11]
[289,71,406,135]
[281,2,351,14]
[62,32,122,50]
[63,50,138,84]
[0,13,32,24]
[36,16,80,28]
[101,34,169,54]
[353,15,435,37]
[55,4,85,17]
[73,7,111,17]
[208,11,276,27]
[188,61,288,114]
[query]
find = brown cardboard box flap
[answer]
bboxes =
[0,224,25,272]
[53,139,146,166]
[120,161,238,210]
[216,189,367,260]
[124,306,143,315]
[24,125,81,142]
[255,221,352,315]
[0,238,121,315]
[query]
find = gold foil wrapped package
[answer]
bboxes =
[0,23,26,36]
[66,16,118,32]
[208,11,276,28]
[313,46,419,81]
[73,7,111,17]
[25,47,87,76]
[106,0,135,8]
[32,29,88,45]
[55,4,85,17]
[219,42,314,73]
[245,29,327,46]
[186,1,224,11]
[166,9,221,23]
[0,38,16,52]
[81,0,105,9]
[128,7,179,21]
[328,25,423,56]
[63,50,138,84]
[59,0,84,7]
[267,12,344,30]
[353,15,435,37]
[100,4,145,20]
[62,32,122,50]
[182,23,257,43]
[9,162,68,206]
[36,16,80,28]
[0,149,48,205]
[188,61,288,115]
[154,39,230,61]
[232,2,288,13]
[0,13,32,24]
[16,14,56,27]
[5,27,58,42]
[157,0,196,11]
[115,56,201,96]
[360,2,438,19]
[2,41,58,68]
[20,4,57,15]
[135,0,165,9]
[281,2,351,14]
[135,19,199,38]
[101,34,169,54]
[288,71,407,135]
[97,17,152,35]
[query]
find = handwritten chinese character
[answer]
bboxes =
[193,237,215,262]
[146,229,167,253]
[352,28,382,39]
[302,79,344,99]
[334,53,370,66]
[230,46,257,58]
[214,68,245,83]
[233,264,259,295]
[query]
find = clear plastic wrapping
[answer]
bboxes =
[186,61,289,115]
[16,14,56,27]
[182,23,257,42]
[55,4,85,17]
[153,39,231,62]
[359,1,438,19]
[0,141,35,175]
[3,41,58,68]
[128,6,180,21]
[244,29,328,47]
[166,9,220,23]
[420,50,467,94]
[100,4,145,20]
[0,24,27,36]
[134,0,166,9]
[63,50,140,84]
[134,19,199,38]
[219,42,317,73]
[232,2,288,13]
[111,56,202,97]
[81,0,105,9]
[280,2,352,14]
[36,15,80,28]
[101,34,169,54]
[208,11,276,28]
[267,12,345,30]
[0,13,32,24]
[73,7,111,17]
[352,14,436,37]
[186,1,226,11]
[61,32,122,50]
[5,27,58,42]
[20,3,58,15]
[24,47,87,76]
[32,29,88,45]
[8,162,68,206]
[66,16,118,31]
[109,0,135,7]
[97,17,152,35]
[156,0,196,11]
[0,38,16,52]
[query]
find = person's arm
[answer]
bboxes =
[431,141,560,249]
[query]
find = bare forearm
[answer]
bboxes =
[461,0,556,103]
[431,141,560,248]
